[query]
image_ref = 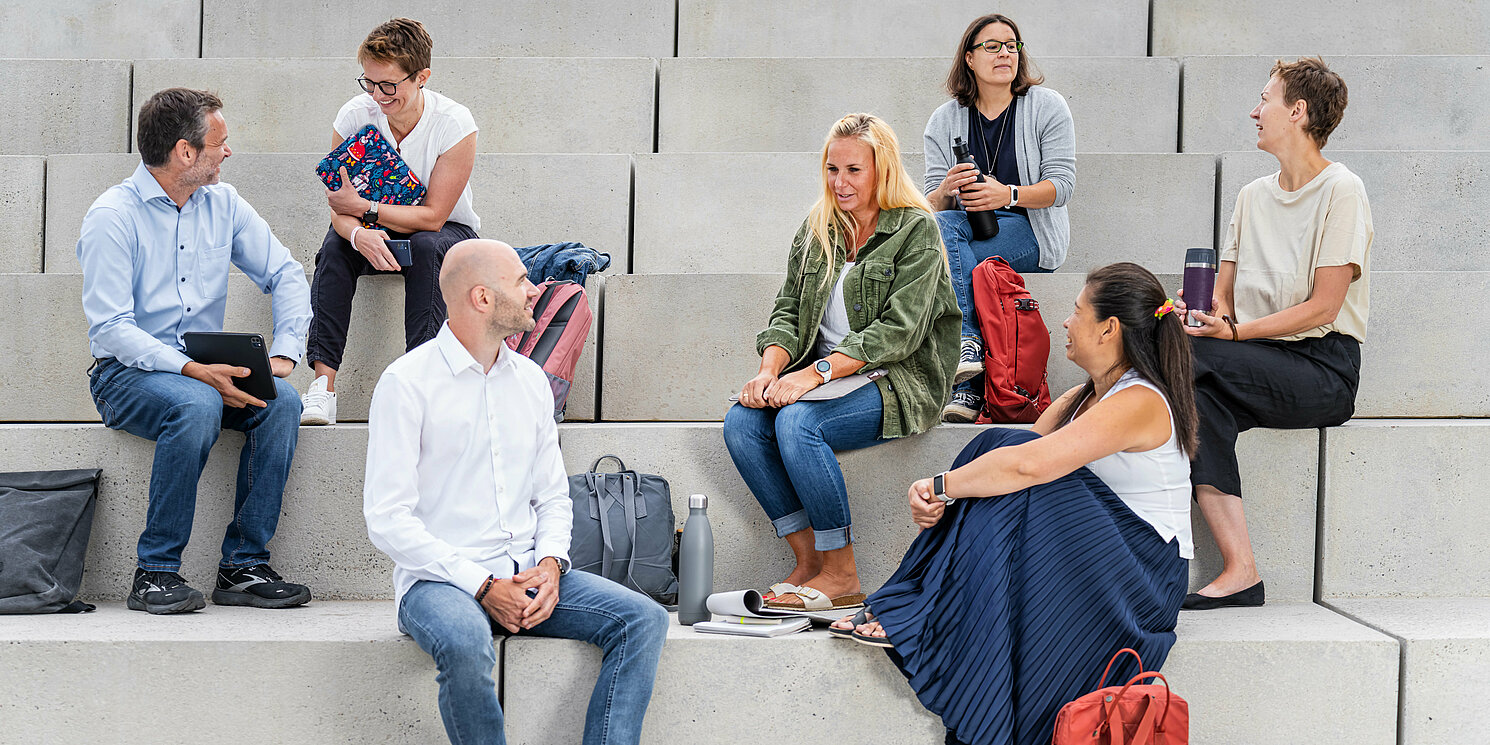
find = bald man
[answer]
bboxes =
[363,239,668,745]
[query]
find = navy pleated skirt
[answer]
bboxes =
[867,428,1188,745]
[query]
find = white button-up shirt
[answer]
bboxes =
[364,323,571,611]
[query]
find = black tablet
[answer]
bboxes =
[182,332,278,401]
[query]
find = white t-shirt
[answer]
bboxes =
[815,262,854,358]
[1080,371,1194,559]
[1222,161,1372,342]
[334,88,481,231]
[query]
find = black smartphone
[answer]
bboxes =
[385,239,412,267]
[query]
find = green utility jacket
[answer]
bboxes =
[755,207,960,439]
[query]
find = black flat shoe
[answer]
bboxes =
[1181,580,1265,610]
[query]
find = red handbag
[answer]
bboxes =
[1050,648,1188,745]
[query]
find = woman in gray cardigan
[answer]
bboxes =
[925,13,1075,422]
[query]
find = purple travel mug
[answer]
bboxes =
[1182,247,1217,327]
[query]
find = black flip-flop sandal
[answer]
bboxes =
[828,607,871,640]
[852,620,894,648]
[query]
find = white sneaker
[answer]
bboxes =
[300,375,337,426]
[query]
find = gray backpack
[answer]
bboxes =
[0,469,102,614]
[567,456,678,605]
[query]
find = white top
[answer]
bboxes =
[363,323,571,620]
[1222,161,1372,342]
[1079,371,1194,559]
[815,261,854,358]
[334,88,481,230]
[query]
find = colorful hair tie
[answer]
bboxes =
[1154,299,1176,318]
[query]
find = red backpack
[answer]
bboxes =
[506,280,592,420]
[970,257,1051,423]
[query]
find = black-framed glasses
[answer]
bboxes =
[356,71,416,96]
[971,39,1023,54]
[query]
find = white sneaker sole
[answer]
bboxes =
[942,402,980,423]
[953,361,984,385]
[300,409,334,426]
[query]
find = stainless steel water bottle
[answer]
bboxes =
[952,136,1000,241]
[677,494,714,625]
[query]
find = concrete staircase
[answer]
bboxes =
[1,1,1487,743]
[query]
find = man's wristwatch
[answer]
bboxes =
[1008,185,1020,207]
[815,359,833,384]
[932,471,955,504]
[542,556,570,575]
[361,200,380,225]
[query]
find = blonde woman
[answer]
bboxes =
[723,113,960,611]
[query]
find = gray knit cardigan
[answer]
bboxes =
[922,85,1076,270]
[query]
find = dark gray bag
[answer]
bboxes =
[567,455,678,605]
[0,469,102,614]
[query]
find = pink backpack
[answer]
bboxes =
[506,280,593,420]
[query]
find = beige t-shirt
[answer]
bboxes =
[1222,161,1372,342]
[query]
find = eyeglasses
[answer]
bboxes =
[971,40,1023,54]
[356,71,416,96]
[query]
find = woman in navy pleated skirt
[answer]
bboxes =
[834,263,1199,745]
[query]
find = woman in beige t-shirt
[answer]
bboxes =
[1176,58,1373,610]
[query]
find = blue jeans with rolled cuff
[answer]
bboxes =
[722,382,888,551]
[87,357,301,571]
[397,571,669,745]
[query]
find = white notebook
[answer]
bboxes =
[693,616,811,638]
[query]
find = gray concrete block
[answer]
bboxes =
[0,272,599,423]
[0,157,44,272]
[1330,598,1490,743]
[0,602,447,744]
[133,58,656,154]
[46,153,633,275]
[1153,0,1490,56]
[659,57,1179,153]
[678,0,1149,57]
[558,423,1321,602]
[1320,421,1490,599]
[1220,150,1490,272]
[0,60,131,156]
[633,153,1215,274]
[1181,56,1490,152]
[505,604,1398,745]
[202,0,674,58]
[0,0,199,58]
[1355,272,1490,417]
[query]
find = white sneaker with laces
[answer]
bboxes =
[300,375,337,426]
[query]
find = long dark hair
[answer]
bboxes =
[946,14,1044,107]
[1055,263,1198,455]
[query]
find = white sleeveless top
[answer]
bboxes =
[1078,371,1193,559]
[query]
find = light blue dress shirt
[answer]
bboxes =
[78,162,311,373]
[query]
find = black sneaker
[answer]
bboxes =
[128,568,206,614]
[212,564,312,609]
[942,390,982,423]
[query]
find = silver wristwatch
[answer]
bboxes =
[933,471,955,504]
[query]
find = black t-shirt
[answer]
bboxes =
[967,96,1025,216]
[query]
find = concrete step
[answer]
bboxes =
[201,0,675,58]
[132,57,657,154]
[0,156,44,272]
[1152,0,1490,56]
[0,60,131,156]
[0,601,445,744]
[42,152,634,274]
[678,0,1150,57]
[598,271,1490,420]
[0,272,600,423]
[1320,421,1490,599]
[633,152,1216,274]
[1181,55,1490,153]
[0,0,199,58]
[0,422,1318,604]
[658,57,1180,153]
[506,603,1398,745]
[1220,150,1489,272]
[1328,598,1490,743]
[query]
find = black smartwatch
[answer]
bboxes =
[361,200,380,225]
[932,471,955,504]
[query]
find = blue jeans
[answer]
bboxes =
[398,572,669,745]
[721,382,887,551]
[88,357,301,571]
[937,208,1047,341]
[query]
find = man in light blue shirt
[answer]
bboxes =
[79,87,313,614]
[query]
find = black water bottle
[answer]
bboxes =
[952,136,1000,241]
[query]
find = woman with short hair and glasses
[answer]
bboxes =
[300,17,481,425]
[925,13,1076,422]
